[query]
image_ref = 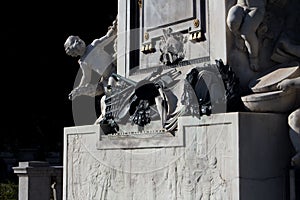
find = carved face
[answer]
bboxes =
[64,35,86,57]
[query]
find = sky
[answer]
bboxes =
[1,1,118,153]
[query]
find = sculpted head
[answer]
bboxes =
[64,35,86,57]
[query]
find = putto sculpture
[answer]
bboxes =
[64,16,118,101]
[277,77,300,167]
[226,0,267,72]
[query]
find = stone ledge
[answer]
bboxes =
[101,120,185,149]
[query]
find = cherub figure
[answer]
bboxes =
[64,16,118,100]
[227,0,267,72]
[277,77,300,168]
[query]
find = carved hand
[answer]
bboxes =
[68,87,81,100]
[276,79,293,91]
[68,84,104,100]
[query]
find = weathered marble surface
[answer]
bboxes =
[63,0,300,199]
[63,113,292,200]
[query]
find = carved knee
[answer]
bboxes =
[227,5,244,33]
[288,109,300,134]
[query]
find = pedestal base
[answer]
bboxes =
[63,112,294,200]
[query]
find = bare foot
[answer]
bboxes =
[249,57,260,72]
[291,153,300,168]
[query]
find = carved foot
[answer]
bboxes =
[249,57,260,72]
[94,115,104,125]
[291,153,300,168]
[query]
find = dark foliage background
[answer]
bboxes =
[0,1,118,182]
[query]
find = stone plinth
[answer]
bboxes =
[13,161,63,200]
[63,112,293,200]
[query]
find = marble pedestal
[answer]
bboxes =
[63,112,293,200]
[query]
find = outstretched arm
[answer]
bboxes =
[91,17,118,46]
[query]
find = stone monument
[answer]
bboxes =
[63,0,299,199]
